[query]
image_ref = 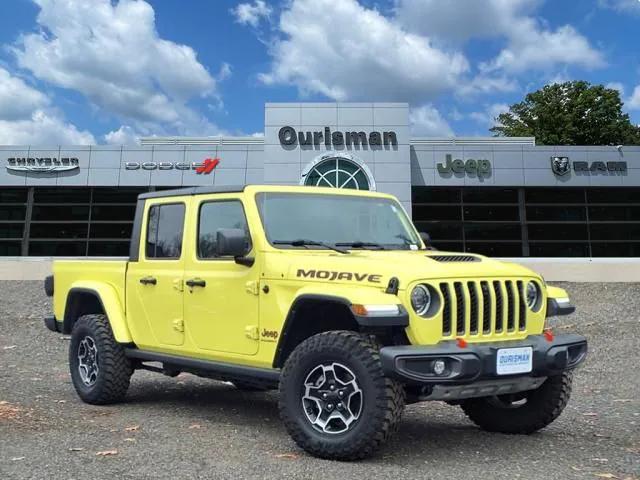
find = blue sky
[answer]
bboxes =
[0,0,638,144]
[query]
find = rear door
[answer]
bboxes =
[126,198,188,348]
[183,195,260,355]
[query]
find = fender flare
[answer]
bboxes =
[272,293,408,368]
[63,283,133,343]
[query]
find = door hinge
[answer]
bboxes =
[245,325,259,340]
[245,280,259,295]
[172,319,184,332]
[173,278,184,292]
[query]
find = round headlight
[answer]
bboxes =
[526,281,539,310]
[410,285,431,316]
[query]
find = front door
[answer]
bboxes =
[183,197,259,355]
[126,200,187,348]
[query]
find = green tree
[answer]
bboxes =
[491,81,640,145]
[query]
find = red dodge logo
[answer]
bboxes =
[196,157,220,174]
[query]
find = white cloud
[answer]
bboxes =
[0,67,49,120]
[606,82,625,97]
[627,85,640,110]
[231,0,272,27]
[395,0,539,43]
[598,0,640,15]
[0,110,95,144]
[0,65,95,144]
[469,103,510,127]
[104,125,139,145]
[483,24,604,73]
[457,74,518,97]
[548,70,571,85]
[410,105,454,136]
[12,0,222,135]
[259,0,468,102]
[396,0,603,74]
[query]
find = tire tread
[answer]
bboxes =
[279,330,405,460]
[460,372,573,434]
[70,314,132,405]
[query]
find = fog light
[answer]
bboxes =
[433,359,446,375]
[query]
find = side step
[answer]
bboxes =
[125,349,280,388]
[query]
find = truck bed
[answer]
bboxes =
[52,260,128,323]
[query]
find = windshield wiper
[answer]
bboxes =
[273,239,349,254]
[335,241,387,250]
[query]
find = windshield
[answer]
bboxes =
[256,192,421,250]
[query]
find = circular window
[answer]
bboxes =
[301,154,374,191]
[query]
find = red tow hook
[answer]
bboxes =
[456,338,468,348]
[544,329,555,342]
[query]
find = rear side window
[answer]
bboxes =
[198,201,250,258]
[146,203,185,259]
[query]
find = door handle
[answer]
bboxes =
[185,278,206,288]
[139,276,157,285]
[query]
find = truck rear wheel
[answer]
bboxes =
[279,331,405,460]
[460,372,573,434]
[69,314,133,405]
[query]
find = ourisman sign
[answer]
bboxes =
[279,126,397,148]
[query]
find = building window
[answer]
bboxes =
[412,187,523,257]
[413,186,640,258]
[0,188,27,256]
[301,155,374,190]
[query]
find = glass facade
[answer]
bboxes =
[412,186,640,257]
[0,187,153,256]
[2,185,640,257]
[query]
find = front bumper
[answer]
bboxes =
[380,333,587,386]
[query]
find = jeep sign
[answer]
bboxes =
[437,154,492,177]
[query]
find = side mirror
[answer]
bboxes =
[216,228,248,258]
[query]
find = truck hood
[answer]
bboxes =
[264,250,541,289]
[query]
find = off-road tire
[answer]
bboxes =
[69,314,133,405]
[279,331,405,460]
[460,372,573,434]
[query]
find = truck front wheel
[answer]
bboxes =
[279,331,405,460]
[460,372,573,434]
[69,314,133,405]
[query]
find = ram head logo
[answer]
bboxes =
[551,156,570,176]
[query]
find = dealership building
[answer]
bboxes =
[1,102,639,261]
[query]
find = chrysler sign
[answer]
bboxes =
[6,156,79,173]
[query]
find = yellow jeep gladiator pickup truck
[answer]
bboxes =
[44,185,586,460]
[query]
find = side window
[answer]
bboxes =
[146,203,185,259]
[198,201,250,258]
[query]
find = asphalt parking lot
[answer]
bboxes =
[1,281,638,480]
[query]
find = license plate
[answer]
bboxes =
[496,347,533,375]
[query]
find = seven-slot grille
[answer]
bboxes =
[438,280,528,338]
